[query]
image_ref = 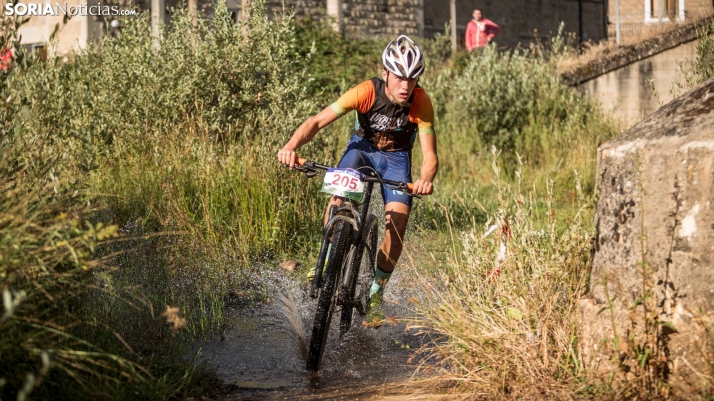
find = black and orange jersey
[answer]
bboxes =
[329,77,435,151]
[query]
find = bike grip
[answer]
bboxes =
[407,183,433,196]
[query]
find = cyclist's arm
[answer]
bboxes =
[279,81,374,168]
[409,90,438,195]
[279,107,340,167]
[413,133,438,195]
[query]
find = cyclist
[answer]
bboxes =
[278,35,438,327]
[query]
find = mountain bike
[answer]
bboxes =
[290,158,420,372]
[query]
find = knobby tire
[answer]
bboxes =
[306,221,352,372]
[339,214,379,337]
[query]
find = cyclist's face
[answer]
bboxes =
[382,70,418,104]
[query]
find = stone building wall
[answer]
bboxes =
[7,0,103,56]
[341,0,421,37]
[609,0,645,24]
[422,0,607,49]
[607,0,714,39]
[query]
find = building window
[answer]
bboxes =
[228,8,241,23]
[23,43,47,61]
[650,0,678,18]
[646,0,685,22]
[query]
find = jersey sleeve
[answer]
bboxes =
[329,80,375,116]
[409,89,436,135]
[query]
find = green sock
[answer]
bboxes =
[369,266,392,297]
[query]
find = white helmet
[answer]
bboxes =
[382,35,425,79]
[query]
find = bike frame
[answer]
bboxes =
[310,177,374,301]
[293,160,416,301]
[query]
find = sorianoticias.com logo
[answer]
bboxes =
[4,2,137,16]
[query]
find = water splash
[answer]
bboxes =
[275,286,308,361]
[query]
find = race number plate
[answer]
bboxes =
[322,168,365,201]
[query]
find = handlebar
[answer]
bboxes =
[291,158,418,195]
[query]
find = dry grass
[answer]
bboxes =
[558,9,714,75]
[403,155,595,399]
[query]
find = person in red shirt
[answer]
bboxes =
[0,48,12,72]
[465,9,500,51]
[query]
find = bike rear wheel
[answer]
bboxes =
[306,220,352,372]
[339,213,378,337]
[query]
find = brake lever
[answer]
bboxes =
[294,164,319,178]
[388,183,422,200]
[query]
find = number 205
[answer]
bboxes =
[331,174,358,190]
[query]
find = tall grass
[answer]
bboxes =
[0,143,150,399]
[411,155,594,398]
[1,1,324,398]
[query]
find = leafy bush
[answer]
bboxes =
[421,40,615,192]
[293,18,381,103]
[693,20,714,82]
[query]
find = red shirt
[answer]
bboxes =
[0,49,12,72]
[465,18,500,50]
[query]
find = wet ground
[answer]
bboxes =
[194,270,434,400]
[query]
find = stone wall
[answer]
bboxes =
[579,40,698,128]
[608,0,645,25]
[341,0,421,37]
[241,0,422,38]
[422,0,607,48]
[578,77,714,397]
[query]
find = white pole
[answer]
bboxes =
[615,0,620,46]
[327,0,343,33]
[450,0,456,51]
[659,0,663,22]
[151,0,165,50]
[188,0,197,26]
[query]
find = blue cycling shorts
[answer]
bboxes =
[337,134,413,208]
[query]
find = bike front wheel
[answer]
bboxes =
[306,220,352,372]
[339,213,378,337]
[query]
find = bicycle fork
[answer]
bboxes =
[310,205,336,299]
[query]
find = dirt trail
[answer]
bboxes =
[194,269,440,400]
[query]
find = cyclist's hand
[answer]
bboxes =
[411,179,433,195]
[278,147,298,169]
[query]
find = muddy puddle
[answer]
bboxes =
[194,270,434,400]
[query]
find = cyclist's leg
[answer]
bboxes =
[374,148,412,277]
[365,151,412,326]
[377,202,410,274]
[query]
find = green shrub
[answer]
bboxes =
[421,41,615,195]
[293,18,381,103]
[1,1,323,397]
